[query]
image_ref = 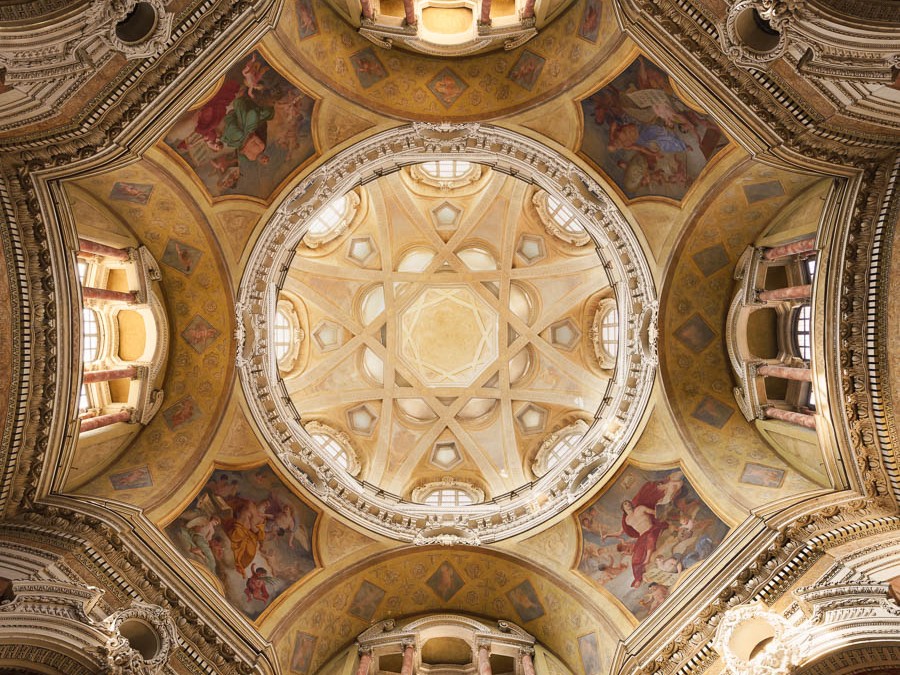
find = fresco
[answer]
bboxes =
[164,50,315,200]
[577,0,602,42]
[577,466,729,620]
[109,465,153,490]
[166,466,317,620]
[181,315,221,354]
[426,560,465,601]
[506,579,545,622]
[580,56,727,201]
[508,50,545,91]
[577,633,602,675]
[110,181,153,204]
[428,68,468,107]
[740,462,785,488]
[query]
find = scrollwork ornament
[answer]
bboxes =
[712,601,805,675]
[721,0,791,69]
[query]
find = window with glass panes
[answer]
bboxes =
[82,308,100,363]
[273,309,292,360]
[601,308,619,359]
[422,487,473,507]
[545,194,585,234]
[420,160,472,179]
[311,432,350,470]
[794,304,811,361]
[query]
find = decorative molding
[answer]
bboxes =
[236,122,658,545]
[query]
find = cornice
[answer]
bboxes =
[1,496,280,675]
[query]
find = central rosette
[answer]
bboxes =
[399,284,499,387]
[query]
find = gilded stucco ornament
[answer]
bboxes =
[237,122,657,545]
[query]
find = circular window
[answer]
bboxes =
[115,2,159,44]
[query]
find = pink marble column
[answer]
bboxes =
[757,364,812,382]
[79,409,133,432]
[520,650,536,675]
[400,644,415,675]
[360,0,375,20]
[356,650,373,675]
[83,366,139,384]
[402,0,416,25]
[480,0,492,24]
[78,238,131,261]
[762,236,816,261]
[758,284,812,302]
[477,645,491,675]
[764,406,816,429]
[522,0,536,19]
[82,287,138,303]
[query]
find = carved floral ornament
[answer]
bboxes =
[236,123,656,546]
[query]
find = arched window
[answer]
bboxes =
[410,161,482,189]
[77,260,89,284]
[601,308,619,359]
[412,478,484,506]
[420,160,472,179]
[545,195,584,235]
[532,191,591,245]
[532,420,589,476]
[591,299,619,369]
[273,309,292,360]
[422,487,473,507]
[306,421,361,476]
[302,191,361,248]
[794,304,811,361]
[544,431,583,471]
[311,432,351,470]
[82,308,100,363]
[78,384,91,412]
[456,245,497,271]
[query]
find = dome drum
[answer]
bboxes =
[236,123,657,545]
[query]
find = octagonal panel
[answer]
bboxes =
[399,284,498,387]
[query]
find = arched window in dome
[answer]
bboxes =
[78,384,91,412]
[273,296,305,374]
[273,309,292,360]
[421,160,472,179]
[532,420,589,477]
[591,299,619,369]
[412,478,484,507]
[532,190,591,246]
[793,304,811,361]
[82,308,101,363]
[410,161,482,190]
[302,191,361,248]
[306,421,361,476]
[397,247,436,273]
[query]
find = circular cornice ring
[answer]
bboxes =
[236,122,657,545]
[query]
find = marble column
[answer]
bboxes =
[520,650,536,675]
[757,284,812,302]
[402,0,416,25]
[356,649,373,675]
[479,0,491,24]
[757,364,812,382]
[764,406,816,429]
[477,644,491,675]
[78,238,131,261]
[79,409,133,432]
[360,0,375,20]
[400,643,415,675]
[83,287,138,304]
[83,366,139,384]
[762,236,816,261]
[522,0,535,19]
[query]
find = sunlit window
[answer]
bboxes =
[422,487,474,507]
[805,257,816,280]
[545,432,582,471]
[601,308,619,359]
[79,384,90,411]
[309,195,349,236]
[77,260,89,284]
[273,309,292,360]
[420,160,472,179]
[794,304,811,361]
[82,308,100,363]
[545,194,585,234]
[806,386,816,410]
[311,432,351,471]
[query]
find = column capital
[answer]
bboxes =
[401,640,416,651]
[518,647,535,657]
[358,645,373,656]
[475,641,492,653]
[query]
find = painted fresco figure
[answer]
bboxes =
[224,496,272,577]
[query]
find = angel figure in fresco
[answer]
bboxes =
[599,471,686,587]
[223,495,272,577]
[244,563,276,603]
